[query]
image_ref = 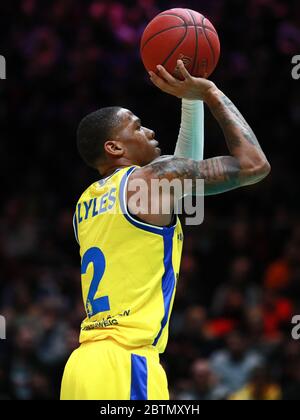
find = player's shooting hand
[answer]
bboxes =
[149,60,218,101]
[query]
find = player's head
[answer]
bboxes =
[77,107,160,173]
[226,330,248,360]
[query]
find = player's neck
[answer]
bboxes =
[99,162,135,178]
[98,157,138,178]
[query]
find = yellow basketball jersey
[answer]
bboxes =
[73,166,183,354]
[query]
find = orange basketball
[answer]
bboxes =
[141,8,221,79]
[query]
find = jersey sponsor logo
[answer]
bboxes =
[81,309,131,330]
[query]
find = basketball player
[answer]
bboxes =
[60,60,270,400]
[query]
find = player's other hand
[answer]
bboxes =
[149,60,218,101]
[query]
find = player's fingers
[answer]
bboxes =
[156,65,177,86]
[149,71,174,94]
[177,60,192,81]
[149,71,165,87]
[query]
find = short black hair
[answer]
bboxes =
[77,106,122,168]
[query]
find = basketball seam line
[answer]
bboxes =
[186,10,198,75]
[141,25,218,52]
[158,11,218,36]
[158,13,186,23]
[202,16,216,69]
[161,25,188,73]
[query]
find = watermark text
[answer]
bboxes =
[292,315,300,340]
[0,315,6,339]
[77,178,205,226]
[292,55,300,80]
[0,55,6,80]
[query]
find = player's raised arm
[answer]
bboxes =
[144,60,271,196]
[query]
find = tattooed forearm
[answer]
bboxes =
[199,156,242,195]
[207,91,261,150]
[145,156,243,196]
[223,96,261,148]
[137,89,270,199]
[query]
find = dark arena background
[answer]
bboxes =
[1,0,300,401]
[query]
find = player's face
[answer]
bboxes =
[115,109,161,166]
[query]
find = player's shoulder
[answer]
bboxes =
[130,155,174,179]
[76,167,134,204]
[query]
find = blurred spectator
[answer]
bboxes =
[262,289,294,340]
[264,239,300,292]
[212,257,260,315]
[282,359,300,400]
[210,331,264,396]
[177,359,228,400]
[280,340,300,400]
[229,366,282,400]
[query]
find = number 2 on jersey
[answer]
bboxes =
[81,247,110,318]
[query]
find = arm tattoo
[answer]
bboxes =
[145,156,242,196]
[212,93,261,150]
[141,91,269,197]
[201,157,242,195]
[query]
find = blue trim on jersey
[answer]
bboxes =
[153,229,176,346]
[73,213,79,244]
[119,167,177,236]
[98,168,121,187]
[120,166,177,348]
[130,354,148,400]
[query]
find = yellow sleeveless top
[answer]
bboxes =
[73,166,183,353]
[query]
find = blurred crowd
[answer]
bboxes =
[1,0,300,400]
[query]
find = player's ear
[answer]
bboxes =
[104,141,124,158]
